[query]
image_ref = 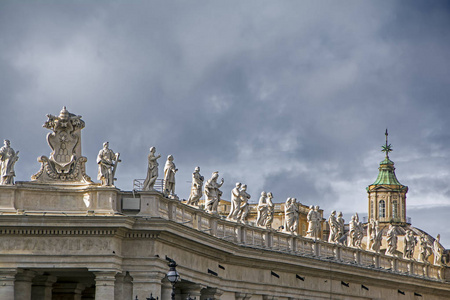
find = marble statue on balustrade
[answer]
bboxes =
[237,184,251,223]
[256,191,268,227]
[403,229,417,259]
[284,197,299,234]
[337,212,345,244]
[143,147,161,191]
[433,234,444,266]
[0,140,19,185]
[328,210,339,243]
[348,213,363,248]
[227,182,242,221]
[306,205,321,239]
[418,233,432,263]
[97,142,120,186]
[163,155,178,199]
[32,107,92,183]
[368,220,382,253]
[187,167,204,205]
[204,172,224,214]
[386,224,398,256]
[265,192,275,228]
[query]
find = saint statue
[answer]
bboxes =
[97,142,120,186]
[237,184,251,223]
[204,172,224,214]
[433,234,444,266]
[265,192,275,228]
[337,212,345,244]
[306,205,321,239]
[328,210,339,243]
[370,220,383,253]
[418,233,432,263]
[163,155,178,198]
[386,225,398,256]
[256,191,268,227]
[284,197,299,234]
[227,183,242,221]
[403,229,417,259]
[187,167,204,205]
[0,140,19,185]
[142,147,161,191]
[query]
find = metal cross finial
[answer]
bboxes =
[381,129,392,158]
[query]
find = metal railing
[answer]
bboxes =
[133,179,164,193]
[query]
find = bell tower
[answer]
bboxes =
[367,130,408,226]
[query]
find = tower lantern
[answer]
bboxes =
[367,130,408,225]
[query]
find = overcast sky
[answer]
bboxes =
[1,1,450,247]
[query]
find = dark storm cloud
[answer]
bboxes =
[1,1,450,246]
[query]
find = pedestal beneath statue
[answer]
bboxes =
[0,182,120,215]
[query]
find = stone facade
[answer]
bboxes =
[0,185,449,300]
[0,110,448,299]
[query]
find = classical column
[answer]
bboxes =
[52,283,85,300]
[180,283,202,299]
[200,287,223,300]
[0,269,17,300]
[114,273,125,300]
[123,273,133,300]
[31,275,57,300]
[161,279,172,300]
[15,269,35,300]
[93,271,117,300]
[129,271,165,300]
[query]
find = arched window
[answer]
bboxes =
[379,200,386,218]
[392,200,398,218]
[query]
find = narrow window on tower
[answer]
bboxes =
[379,200,386,218]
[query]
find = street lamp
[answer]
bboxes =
[166,259,180,300]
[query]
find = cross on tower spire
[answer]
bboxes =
[381,128,393,158]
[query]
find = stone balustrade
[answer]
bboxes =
[134,192,446,282]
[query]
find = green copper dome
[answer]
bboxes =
[371,158,404,186]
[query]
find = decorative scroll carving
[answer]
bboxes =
[32,107,92,183]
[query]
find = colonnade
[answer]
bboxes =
[0,268,227,300]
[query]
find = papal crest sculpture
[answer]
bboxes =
[32,106,92,183]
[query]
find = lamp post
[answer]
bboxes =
[166,259,180,300]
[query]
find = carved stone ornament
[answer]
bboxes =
[32,107,92,183]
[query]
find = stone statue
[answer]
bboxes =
[433,234,444,266]
[0,140,19,185]
[227,183,242,221]
[370,220,383,253]
[337,212,345,244]
[142,147,161,191]
[204,172,224,214]
[418,233,432,263]
[32,107,92,183]
[386,224,398,256]
[355,213,364,248]
[237,184,251,223]
[367,219,375,250]
[97,142,120,186]
[306,205,321,239]
[187,167,204,205]
[284,197,299,234]
[163,155,178,198]
[403,229,417,259]
[348,215,357,247]
[328,210,339,243]
[256,191,268,227]
[265,192,275,228]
